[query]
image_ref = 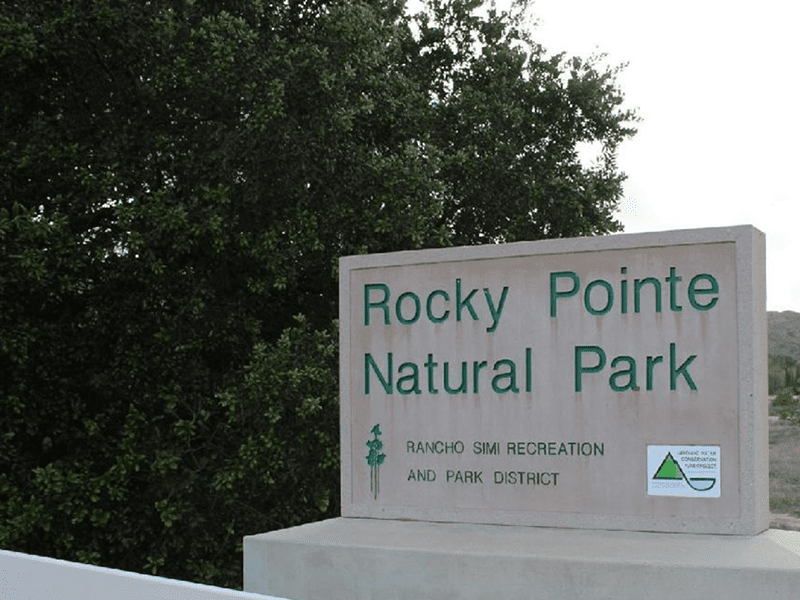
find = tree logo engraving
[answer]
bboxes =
[366,424,386,500]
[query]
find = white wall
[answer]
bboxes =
[1,549,287,600]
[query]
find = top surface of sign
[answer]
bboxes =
[339,226,768,535]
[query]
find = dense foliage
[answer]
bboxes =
[768,310,800,365]
[0,0,635,587]
[769,354,799,396]
[773,387,800,424]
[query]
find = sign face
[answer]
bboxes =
[339,226,768,534]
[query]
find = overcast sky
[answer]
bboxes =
[529,0,799,311]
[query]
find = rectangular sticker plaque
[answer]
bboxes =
[647,445,721,498]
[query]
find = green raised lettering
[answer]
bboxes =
[472,360,488,393]
[610,355,637,391]
[444,361,468,394]
[526,347,532,393]
[575,346,606,392]
[397,361,421,395]
[491,358,519,394]
[670,343,697,390]
[665,267,683,312]
[364,283,390,325]
[550,271,579,317]
[426,290,450,323]
[456,279,479,321]
[621,267,628,314]
[395,291,421,324]
[646,355,664,390]
[365,353,392,394]
[634,277,662,313]
[584,279,613,316]
[688,274,719,311]
[424,353,439,394]
[484,286,509,332]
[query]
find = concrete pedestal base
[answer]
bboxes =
[244,518,800,600]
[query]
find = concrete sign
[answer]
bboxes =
[339,226,768,534]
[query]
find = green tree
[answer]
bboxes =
[773,387,800,425]
[769,355,799,395]
[0,0,635,588]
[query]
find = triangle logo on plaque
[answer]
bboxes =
[653,452,684,480]
[652,451,716,492]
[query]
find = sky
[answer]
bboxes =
[527,0,799,311]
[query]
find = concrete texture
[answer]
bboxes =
[244,517,800,600]
[0,549,273,600]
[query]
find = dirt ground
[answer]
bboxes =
[770,418,800,530]
[770,513,800,531]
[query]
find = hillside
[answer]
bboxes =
[769,310,800,363]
